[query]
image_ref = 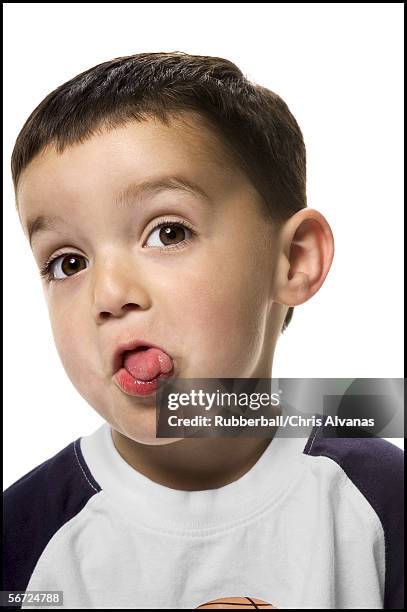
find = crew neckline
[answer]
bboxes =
[80,418,312,534]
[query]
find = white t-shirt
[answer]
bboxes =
[3,418,404,609]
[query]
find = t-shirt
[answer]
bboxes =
[2,417,404,610]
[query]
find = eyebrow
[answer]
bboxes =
[27,176,211,246]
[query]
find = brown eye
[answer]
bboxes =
[52,254,88,279]
[159,225,185,245]
[145,223,192,248]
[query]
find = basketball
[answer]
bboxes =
[196,596,277,609]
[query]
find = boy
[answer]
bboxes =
[4,52,403,609]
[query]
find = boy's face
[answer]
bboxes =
[17,114,284,444]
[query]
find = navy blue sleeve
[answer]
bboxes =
[304,426,404,609]
[2,439,101,607]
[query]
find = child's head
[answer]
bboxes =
[11,52,334,444]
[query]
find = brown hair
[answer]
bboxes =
[11,51,307,331]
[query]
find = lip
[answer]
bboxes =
[112,338,175,399]
[112,339,168,375]
[114,368,173,398]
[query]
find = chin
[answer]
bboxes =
[121,428,183,446]
[115,415,183,446]
[142,436,184,446]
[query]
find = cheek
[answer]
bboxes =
[47,305,99,394]
[161,252,271,375]
[49,311,78,368]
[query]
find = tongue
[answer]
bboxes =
[123,347,173,381]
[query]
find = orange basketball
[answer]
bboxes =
[196,596,277,609]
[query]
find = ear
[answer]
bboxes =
[273,208,334,307]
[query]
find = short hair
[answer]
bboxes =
[11,51,307,331]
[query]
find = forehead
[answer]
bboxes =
[16,113,241,216]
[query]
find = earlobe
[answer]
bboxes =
[274,208,334,307]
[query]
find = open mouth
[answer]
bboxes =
[113,343,174,397]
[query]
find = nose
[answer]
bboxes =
[91,252,151,321]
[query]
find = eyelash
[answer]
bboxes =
[144,217,195,250]
[39,218,196,283]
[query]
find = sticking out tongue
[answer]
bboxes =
[123,347,173,381]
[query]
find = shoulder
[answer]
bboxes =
[3,438,101,506]
[303,424,404,609]
[2,438,101,594]
[303,426,404,510]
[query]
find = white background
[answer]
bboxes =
[3,3,404,489]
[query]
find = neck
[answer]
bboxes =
[111,429,278,491]
[112,358,280,491]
